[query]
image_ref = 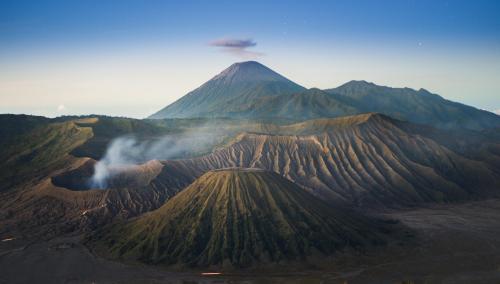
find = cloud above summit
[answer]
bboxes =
[210,38,256,48]
[209,38,263,59]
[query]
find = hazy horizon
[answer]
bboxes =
[1,0,499,118]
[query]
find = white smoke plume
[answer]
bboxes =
[89,130,222,189]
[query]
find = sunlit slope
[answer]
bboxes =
[90,169,397,268]
[165,113,500,207]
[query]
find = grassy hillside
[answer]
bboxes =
[0,114,51,146]
[0,120,93,191]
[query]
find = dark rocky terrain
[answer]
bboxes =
[2,200,500,283]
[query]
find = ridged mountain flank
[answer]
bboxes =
[89,168,397,268]
[160,113,500,207]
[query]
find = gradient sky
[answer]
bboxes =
[1,0,499,118]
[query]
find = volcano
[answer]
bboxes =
[89,168,396,268]
[149,61,306,119]
[150,62,500,130]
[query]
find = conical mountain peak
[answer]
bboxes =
[212,61,295,84]
[90,168,395,267]
[149,61,305,119]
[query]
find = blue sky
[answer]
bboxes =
[1,0,499,117]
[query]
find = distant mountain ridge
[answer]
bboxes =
[150,62,500,130]
[325,80,500,130]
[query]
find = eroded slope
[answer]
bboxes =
[164,113,500,207]
[90,169,398,268]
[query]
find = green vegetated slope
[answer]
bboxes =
[90,169,398,268]
[0,114,51,146]
[0,118,94,191]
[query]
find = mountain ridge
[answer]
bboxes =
[1,113,499,240]
[149,62,500,130]
[326,80,500,129]
[159,112,500,207]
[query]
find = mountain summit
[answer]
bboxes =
[212,61,294,83]
[149,61,305,119]
[149,62,500,130]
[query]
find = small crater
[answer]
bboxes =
[51,160,96,191]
